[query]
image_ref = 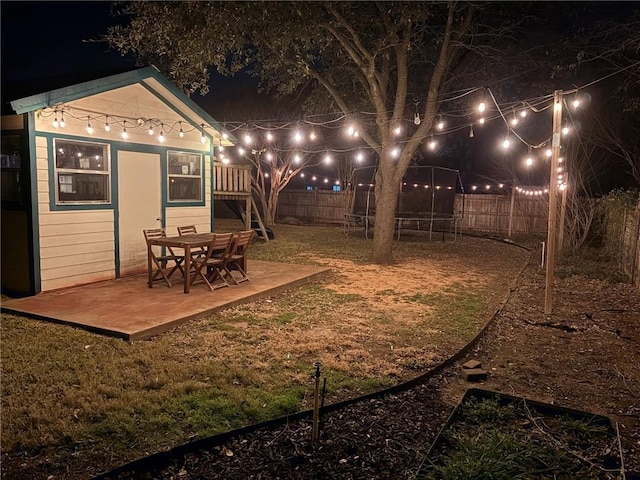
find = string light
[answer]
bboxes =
[121,122,128,140]
[53,110,59,128]
[393,125,402,136]
[179,122,184,138]
[148,125,154,136]
[436,117,445,130]
[428,136,436,150]
[59,112,65,128]
[356,151,364,162]
[104,116,111,132]
[294,130,303,143]
[201,124,207,144]
[86,117,94,135]
[244,132,252,144]
[158,124,165,143]
[266,131,274,142]
[502,137,511,149]
[478,101,486,113]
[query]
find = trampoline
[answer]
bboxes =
[344,166,464,240]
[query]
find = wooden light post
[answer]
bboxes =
[544,90,563,315]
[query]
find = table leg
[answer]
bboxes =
[184,245,191,294]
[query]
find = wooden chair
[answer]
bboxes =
[191,233,234,291]
[143,228,185,288]
[225,230,254,284]
[177,224,206,258]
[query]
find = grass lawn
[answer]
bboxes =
[1,221,532,478]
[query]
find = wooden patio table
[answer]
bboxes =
[147,233,216,293]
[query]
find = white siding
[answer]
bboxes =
[35,136,116,292]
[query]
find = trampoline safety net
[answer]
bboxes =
[350,166,459,218]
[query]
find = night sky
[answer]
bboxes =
[1,1,638,190]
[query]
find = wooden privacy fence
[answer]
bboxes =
[604,200,640,289]
[277,190,549,235]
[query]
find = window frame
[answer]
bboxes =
[53,138,111,205]
[166,150,204,203]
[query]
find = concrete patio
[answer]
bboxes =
[1,260,330,341]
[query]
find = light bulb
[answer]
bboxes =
[391,147,400,158]
[309,131,317,140]
[148,127,154,135]
[222,157,230,165]
[502,138,510,149]
[520,109,527,118]
[266,152,273,161]
[394,126,402,136]
[121,128,128,140]
[104,117,111,132]
[526,157,533,167]
[244,133,252,144]
[324,154,332,164]
[86,119,94,134]
[293,154,301,164]
[573,98,580,108]
[479,117,485,124]
[237,147,245,155]
[510,117,518,126]
[437,120,445,130]
[356,152,364,162]
[562,126,569,135]
[546,149,552,157]
[266,132,274,142]
[179,125,184,138]
[59,113,65,128]
[429,139,436,150]
[294,130,302,143]
[159,131,165,143]
[53,114,59,128]
[478,102,486,113]
[324,178,329,184]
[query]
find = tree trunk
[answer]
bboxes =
[265,188,279,225]
[370,177,399,264]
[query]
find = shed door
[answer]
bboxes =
[117,151,161,276]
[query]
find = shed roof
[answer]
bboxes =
[9,66,235,144]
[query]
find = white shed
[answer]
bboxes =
[2,66,235,295]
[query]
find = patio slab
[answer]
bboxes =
[1,260,330,341]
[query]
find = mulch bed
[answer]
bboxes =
[101,246,640,479]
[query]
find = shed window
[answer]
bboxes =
[54,139,110,204]
[167,151,202,202]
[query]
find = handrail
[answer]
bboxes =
[213,162,252,195]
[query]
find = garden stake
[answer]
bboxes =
[312,362,321,444]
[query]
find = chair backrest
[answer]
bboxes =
[143,228,166,242]
[231,230,254,256]
[206,232,235,260]
[177,225,197,236]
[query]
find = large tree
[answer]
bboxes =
[107,1,518,263]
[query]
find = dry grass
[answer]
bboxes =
[1,222,531,478]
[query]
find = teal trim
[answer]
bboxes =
[27,113,41,294]
[11,67,161,114]
[9,66,237,144]
[210,146,215,232]
[164,149,206,208]
[112,146,120,276]
[45,136,114,211]
[140,76,237,144]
